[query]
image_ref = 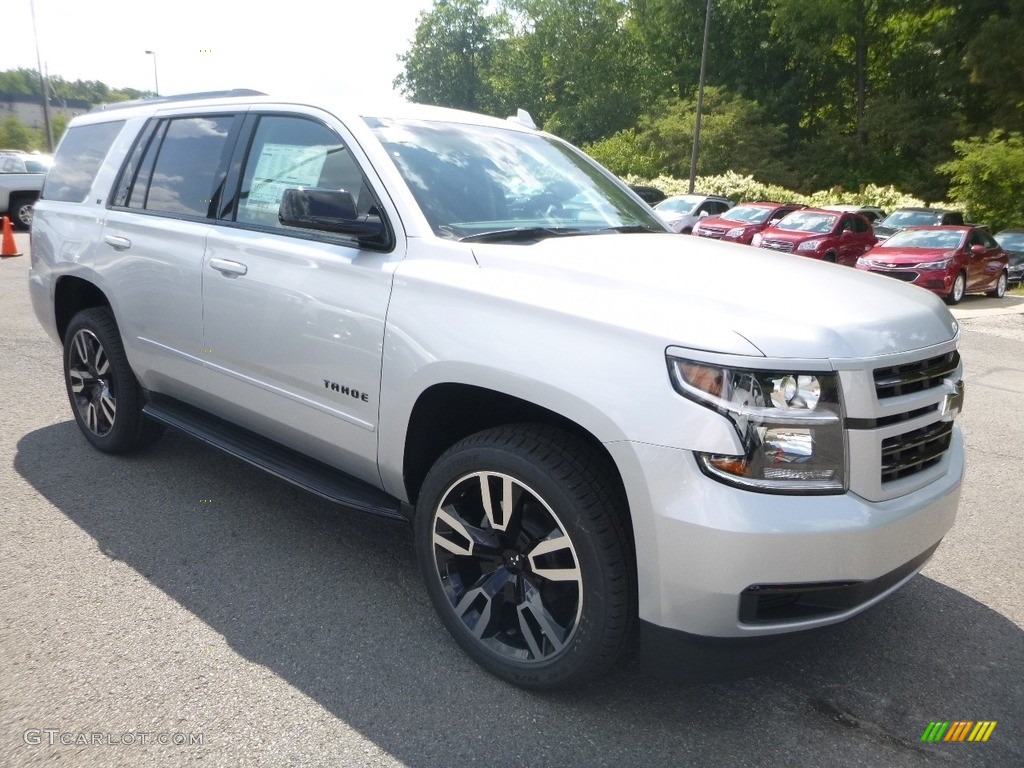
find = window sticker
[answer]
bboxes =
[245,143,328,216]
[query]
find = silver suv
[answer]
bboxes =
[30,92,965,689]
[654,193,734,233]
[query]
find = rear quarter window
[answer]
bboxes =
[43,121,125,203]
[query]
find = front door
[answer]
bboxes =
[201,111,401,485]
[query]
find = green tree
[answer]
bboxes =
[639,88,794,184]
[394,0,497,111]
[964,0,1024,132]
[939,131,1024,231]
[584,129,661,177]
[0,116,42,151]
[496,0,655,143]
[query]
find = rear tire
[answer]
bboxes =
[63,307,164,453]
[9,195,35,231]
[986,271,1007,299]
[414,424,636,689]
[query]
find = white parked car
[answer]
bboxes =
[654,193,733,233]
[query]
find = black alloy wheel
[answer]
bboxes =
[415,424,636,689]
[63,307,163,453]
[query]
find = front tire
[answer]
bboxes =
[63,307,164,453]
[415,424,636,689]
[945,271,967,305]
[987,270,1007,299]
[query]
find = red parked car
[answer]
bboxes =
[856,225,1009,304]
[752,208,876,265]
[691,201,805,244]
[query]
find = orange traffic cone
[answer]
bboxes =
[1,216,23,258]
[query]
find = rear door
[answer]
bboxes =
[103,111,241,401]
[200,108,402,485]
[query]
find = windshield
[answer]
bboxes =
[655,195,706,215]
[995,232,1024,253]
[879,210,942,228]
[775,211,837,234]
[367,117,663,240]
[882,229,964,249]
[721,205,774,224]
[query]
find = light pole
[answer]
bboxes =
[687,0,712,194]
[145,50,160,96]
[30,0,54,151]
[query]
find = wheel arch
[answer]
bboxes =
[54,276,112,342]
[401,383,627,512]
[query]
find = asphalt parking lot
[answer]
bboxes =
[2,233,1021,767]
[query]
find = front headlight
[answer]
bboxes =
[915,257,952,270]
[725,227,747,238]
[797,239,823,252]
[668,357,846,493]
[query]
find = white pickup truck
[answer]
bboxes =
[0,151,50,229]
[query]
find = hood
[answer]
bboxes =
[760,227,828,242]
[866,247,951,264]
[469,234,958,360]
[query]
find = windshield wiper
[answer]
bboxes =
[596,224,666,234]
[460,224,665,243]
[459,226,584,243]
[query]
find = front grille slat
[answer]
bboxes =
[761,239,793,253]
[873,351,959,399]
[869,349,960,486]
[880,421,953,483]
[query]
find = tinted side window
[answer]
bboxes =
[145,116,234,216]
[971,230,998,249]
[236,115,373,231]
[43,121,125,203]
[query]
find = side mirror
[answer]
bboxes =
[970,243,986,255]
[698,210,710,218]
[279,187,388,244]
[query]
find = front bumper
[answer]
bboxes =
[606,429,962,640]
[856,263,956,295]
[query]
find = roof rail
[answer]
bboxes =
[91,89,267,112]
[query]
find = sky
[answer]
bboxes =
[1,0,436,104]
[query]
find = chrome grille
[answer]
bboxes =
[881,421,953,483]
[697,227,726,239]
[874,351,960,399]
[761,239,793,253]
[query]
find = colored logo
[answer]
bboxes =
[921,721,997,742]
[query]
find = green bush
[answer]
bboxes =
[624,171,936,212]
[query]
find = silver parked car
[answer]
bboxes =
[653,193,733,233]
[30,93,964,689]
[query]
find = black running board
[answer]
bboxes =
[143,395,407,522]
